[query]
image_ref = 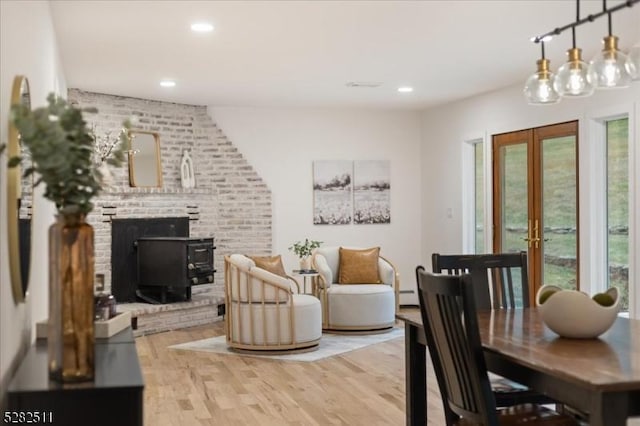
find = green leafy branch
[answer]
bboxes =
[288,239,322,258]
[3,93,130,215]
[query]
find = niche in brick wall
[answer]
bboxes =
[111,217,189,302]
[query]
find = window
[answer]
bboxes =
[606,117,629,312]
[474,141,485,253]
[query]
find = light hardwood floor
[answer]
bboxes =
[136,312,446,426]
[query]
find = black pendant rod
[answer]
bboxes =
[571,0,580,48]
[532,0,639,44]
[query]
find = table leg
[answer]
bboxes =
[591,392,628,426]
[405,322,426,426]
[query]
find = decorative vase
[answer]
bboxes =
[536,285,620,339]
[300,256,312,271]
[48,213,95,382]
[97,162,114,187]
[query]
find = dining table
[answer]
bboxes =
[396,308,640,426]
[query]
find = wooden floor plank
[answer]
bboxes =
[137,311,446,425]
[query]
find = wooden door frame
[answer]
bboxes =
[492,129,532,261]
[533,121,580,300]
[492,121,579,305]
[492,129,537,301]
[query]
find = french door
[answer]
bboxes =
[493,121,579,305]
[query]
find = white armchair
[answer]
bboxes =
[312,247,399,332]
[224,255,322,352]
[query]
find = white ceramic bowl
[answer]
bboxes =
[535,285,620,339]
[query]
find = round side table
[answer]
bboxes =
[291,270,320,295]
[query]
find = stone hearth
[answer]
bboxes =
[117,286,225,337]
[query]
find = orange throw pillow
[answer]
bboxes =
[338,247,382,284]
[249,255,287,278]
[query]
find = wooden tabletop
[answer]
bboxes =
[396,308,640,392]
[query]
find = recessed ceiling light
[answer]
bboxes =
[160,80,176,88]
[346,81,383,88]
[397,86,414,93]
[191,22,214,33]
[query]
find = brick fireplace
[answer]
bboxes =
[68,89,273,300]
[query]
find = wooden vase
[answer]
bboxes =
[48,213,95,382]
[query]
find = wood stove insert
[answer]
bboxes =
[137,237,216,304]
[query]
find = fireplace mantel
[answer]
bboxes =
[101,187,213,196]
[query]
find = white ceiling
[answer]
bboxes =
[50,0,640,110]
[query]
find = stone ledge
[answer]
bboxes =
[132,304,223,337]
[118,289,225,337]
[102,186,214,196]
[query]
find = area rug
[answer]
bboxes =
[169,328,404,362]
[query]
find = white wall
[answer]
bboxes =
[0,0,65,403]
[209,107,423,304]
[420,82,640,316]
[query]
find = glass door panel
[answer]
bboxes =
[475,143,485,253]
[541,135,578,290]
[499,143,529,254]
[493,134,531,306]
[607,118,629,311]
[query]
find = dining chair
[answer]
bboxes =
[416,269,581,425]
[432,252,529,309]
[429,252,559,408]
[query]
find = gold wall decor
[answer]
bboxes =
[128,130,163,187]
[7,75,32,303]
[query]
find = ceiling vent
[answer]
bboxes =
[345,81,383,88]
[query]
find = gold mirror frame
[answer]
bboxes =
[7,75,32,303]
[128,130,163,187]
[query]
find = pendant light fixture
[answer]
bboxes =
[626,42,640,81]
[524,41,561,105]
[554,0,596,97]
[589,8,632,89]
[524,0,638,104]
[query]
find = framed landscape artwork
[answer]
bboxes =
[312,160,391,225]
[313,160,352,225]
[353,160,391,224]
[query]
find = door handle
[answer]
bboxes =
[522,219,541,248]
[523,219,541,248]
[522,220,532,248]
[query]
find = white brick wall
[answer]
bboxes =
[68,89,272,295]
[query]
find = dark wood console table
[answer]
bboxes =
[7,327,144,426]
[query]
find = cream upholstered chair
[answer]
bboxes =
[311,247,399,332]
[224,254,322,352]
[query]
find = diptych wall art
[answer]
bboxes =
[313,160,390,225]
[354,160,390,224]
[313,160,352,225]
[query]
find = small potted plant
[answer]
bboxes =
[288,238,322,271]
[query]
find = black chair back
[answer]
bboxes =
[417,269,499,425]
[432,252,529,310]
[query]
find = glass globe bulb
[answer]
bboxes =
[554,48,596,97]
[626,43,640,81]
[524,59,560,105]
[590,36,632,88]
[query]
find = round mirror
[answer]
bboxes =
[7,75,32,303]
